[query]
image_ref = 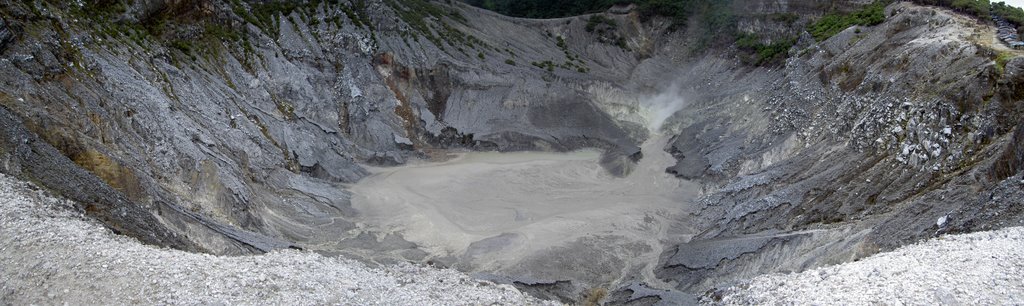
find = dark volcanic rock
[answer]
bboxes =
[475,274,580,304]
[607,282,698,306]
[0,18,12,53]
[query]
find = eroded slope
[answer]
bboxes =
[0,0,1022,304]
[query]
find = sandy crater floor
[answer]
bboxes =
[350,136,701,283]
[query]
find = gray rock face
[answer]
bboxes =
[648,2,1024,296]
[607,282,698,306]
[0,0,651,264]
[0,105,295,254]
[0,0,1022,304]
[120,0,173,23]
[0,18,12,52]
[0,106,196,251]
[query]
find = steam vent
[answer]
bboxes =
[2,0,1024,304]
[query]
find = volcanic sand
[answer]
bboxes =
[350,136,701,282]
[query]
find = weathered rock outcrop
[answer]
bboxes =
[0,106,198,251]
[0,0,1022,304]
[650,3,1024,296]
[0,0,651,261]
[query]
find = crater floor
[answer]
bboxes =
[349,136,702,285]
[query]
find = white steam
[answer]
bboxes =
[640,82,687,134]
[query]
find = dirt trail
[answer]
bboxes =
[960,12,1024,55]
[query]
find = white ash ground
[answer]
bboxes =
[0,173,555,305]
[710,225,1024,305]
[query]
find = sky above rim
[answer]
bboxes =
[1000,0,1024,9]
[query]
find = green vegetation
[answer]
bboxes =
[692,0,737,49]
[530,58,589,73]
[562,59,589,72]
[463,0,736,55]
[912,0,990,18]
[58,0,257,64]
[636,0,700,29]
[463,0,732,39]
[386,0,452,33]
[735,33,796,66]
[25,0,378,70]
[339,0,374,30]
[556,36,568,50]
[585,15,617,32]
[584,15,629,49]
[531,60,556,72]
[537,34,590,72]
[951,0,991,17]
[71,0,127,22]
[771,13,800,26]
[274,98,297,120]
[505,59,516,65]
[808,0,888,41]
[250,1,301,36]
[386,0,481,55]
[805,0,1021,43]
[615,37,628,49]
[462,0,628,19]
[228,0,330,39]
[993,1,1024,23]
[995,51,1016,74]
[992,1,1024,33]
[169,40,196,59]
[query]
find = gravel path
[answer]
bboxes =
[710,226,1024,305]
[0,173,555,305]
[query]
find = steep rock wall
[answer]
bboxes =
[0,0,649,258]
[0,0,1022,304]
[647,3,1024,298]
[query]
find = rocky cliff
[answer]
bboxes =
[652,3,1024,297]
[0,0,1022,304]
